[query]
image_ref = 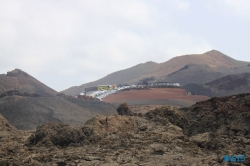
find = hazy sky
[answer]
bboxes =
[0,0,250,91]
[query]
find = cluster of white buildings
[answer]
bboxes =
[78,82,180,101]
[79,85,130,101]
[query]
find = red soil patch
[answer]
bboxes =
[103,88,209,106]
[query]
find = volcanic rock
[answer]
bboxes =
[116,102,134,116]
[182,93,250,137]
[0,113,17,136]
[182,93,250,163]
[0,90,41,98]
[1,94,250,165]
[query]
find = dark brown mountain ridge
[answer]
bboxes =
[0,69,117,130]
[0,69,57,97]
[62,50,250,96]
[184,72,250,97]
[0,92,117,130]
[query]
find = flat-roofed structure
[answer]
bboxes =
[98,85,112,91]
[148,82,180,87]
[85,87,98,92]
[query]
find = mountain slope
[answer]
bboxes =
[62,50,250,96]
[0,69,57,96]
[206,72,250,91]
[183,72,250,97]
[161,64,225,85]
[0,69,117,130]
[0,94,116,130]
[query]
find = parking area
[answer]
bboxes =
[95,86,130,101]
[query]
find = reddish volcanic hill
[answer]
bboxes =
[0,69,57,96]
[103,88,209,107]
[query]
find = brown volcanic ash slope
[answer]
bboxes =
[162,63,226,85]
[184,72,250,97]
[0,113,17,136]
[63,95,116,116]
[1,94,249,165]
[0,69,57,96]
[103,88,209,107]
[0,69,117,130]
[206,72,250,91]
[62,50,250,96]
[0,93,116,130]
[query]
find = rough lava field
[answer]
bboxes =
[0,93,250,165]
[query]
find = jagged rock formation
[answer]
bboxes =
[116,102,134,116]
[0,113,17,136]
[25,111,205,165]
[182,93,250,158]
[0,94,250,165]
[183,93,250,136]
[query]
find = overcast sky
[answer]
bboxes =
[0,0,250,91]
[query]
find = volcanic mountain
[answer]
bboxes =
[0,69,57,96]
[0,69,117,130]
[62,50,250,96]
[184,72,250,97]
[0,93,116,130]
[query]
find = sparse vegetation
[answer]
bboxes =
[116,102,133,116]
[140,76,155,85]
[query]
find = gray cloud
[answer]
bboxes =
[1,0,248,91]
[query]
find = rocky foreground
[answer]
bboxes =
[1,94,250,165]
